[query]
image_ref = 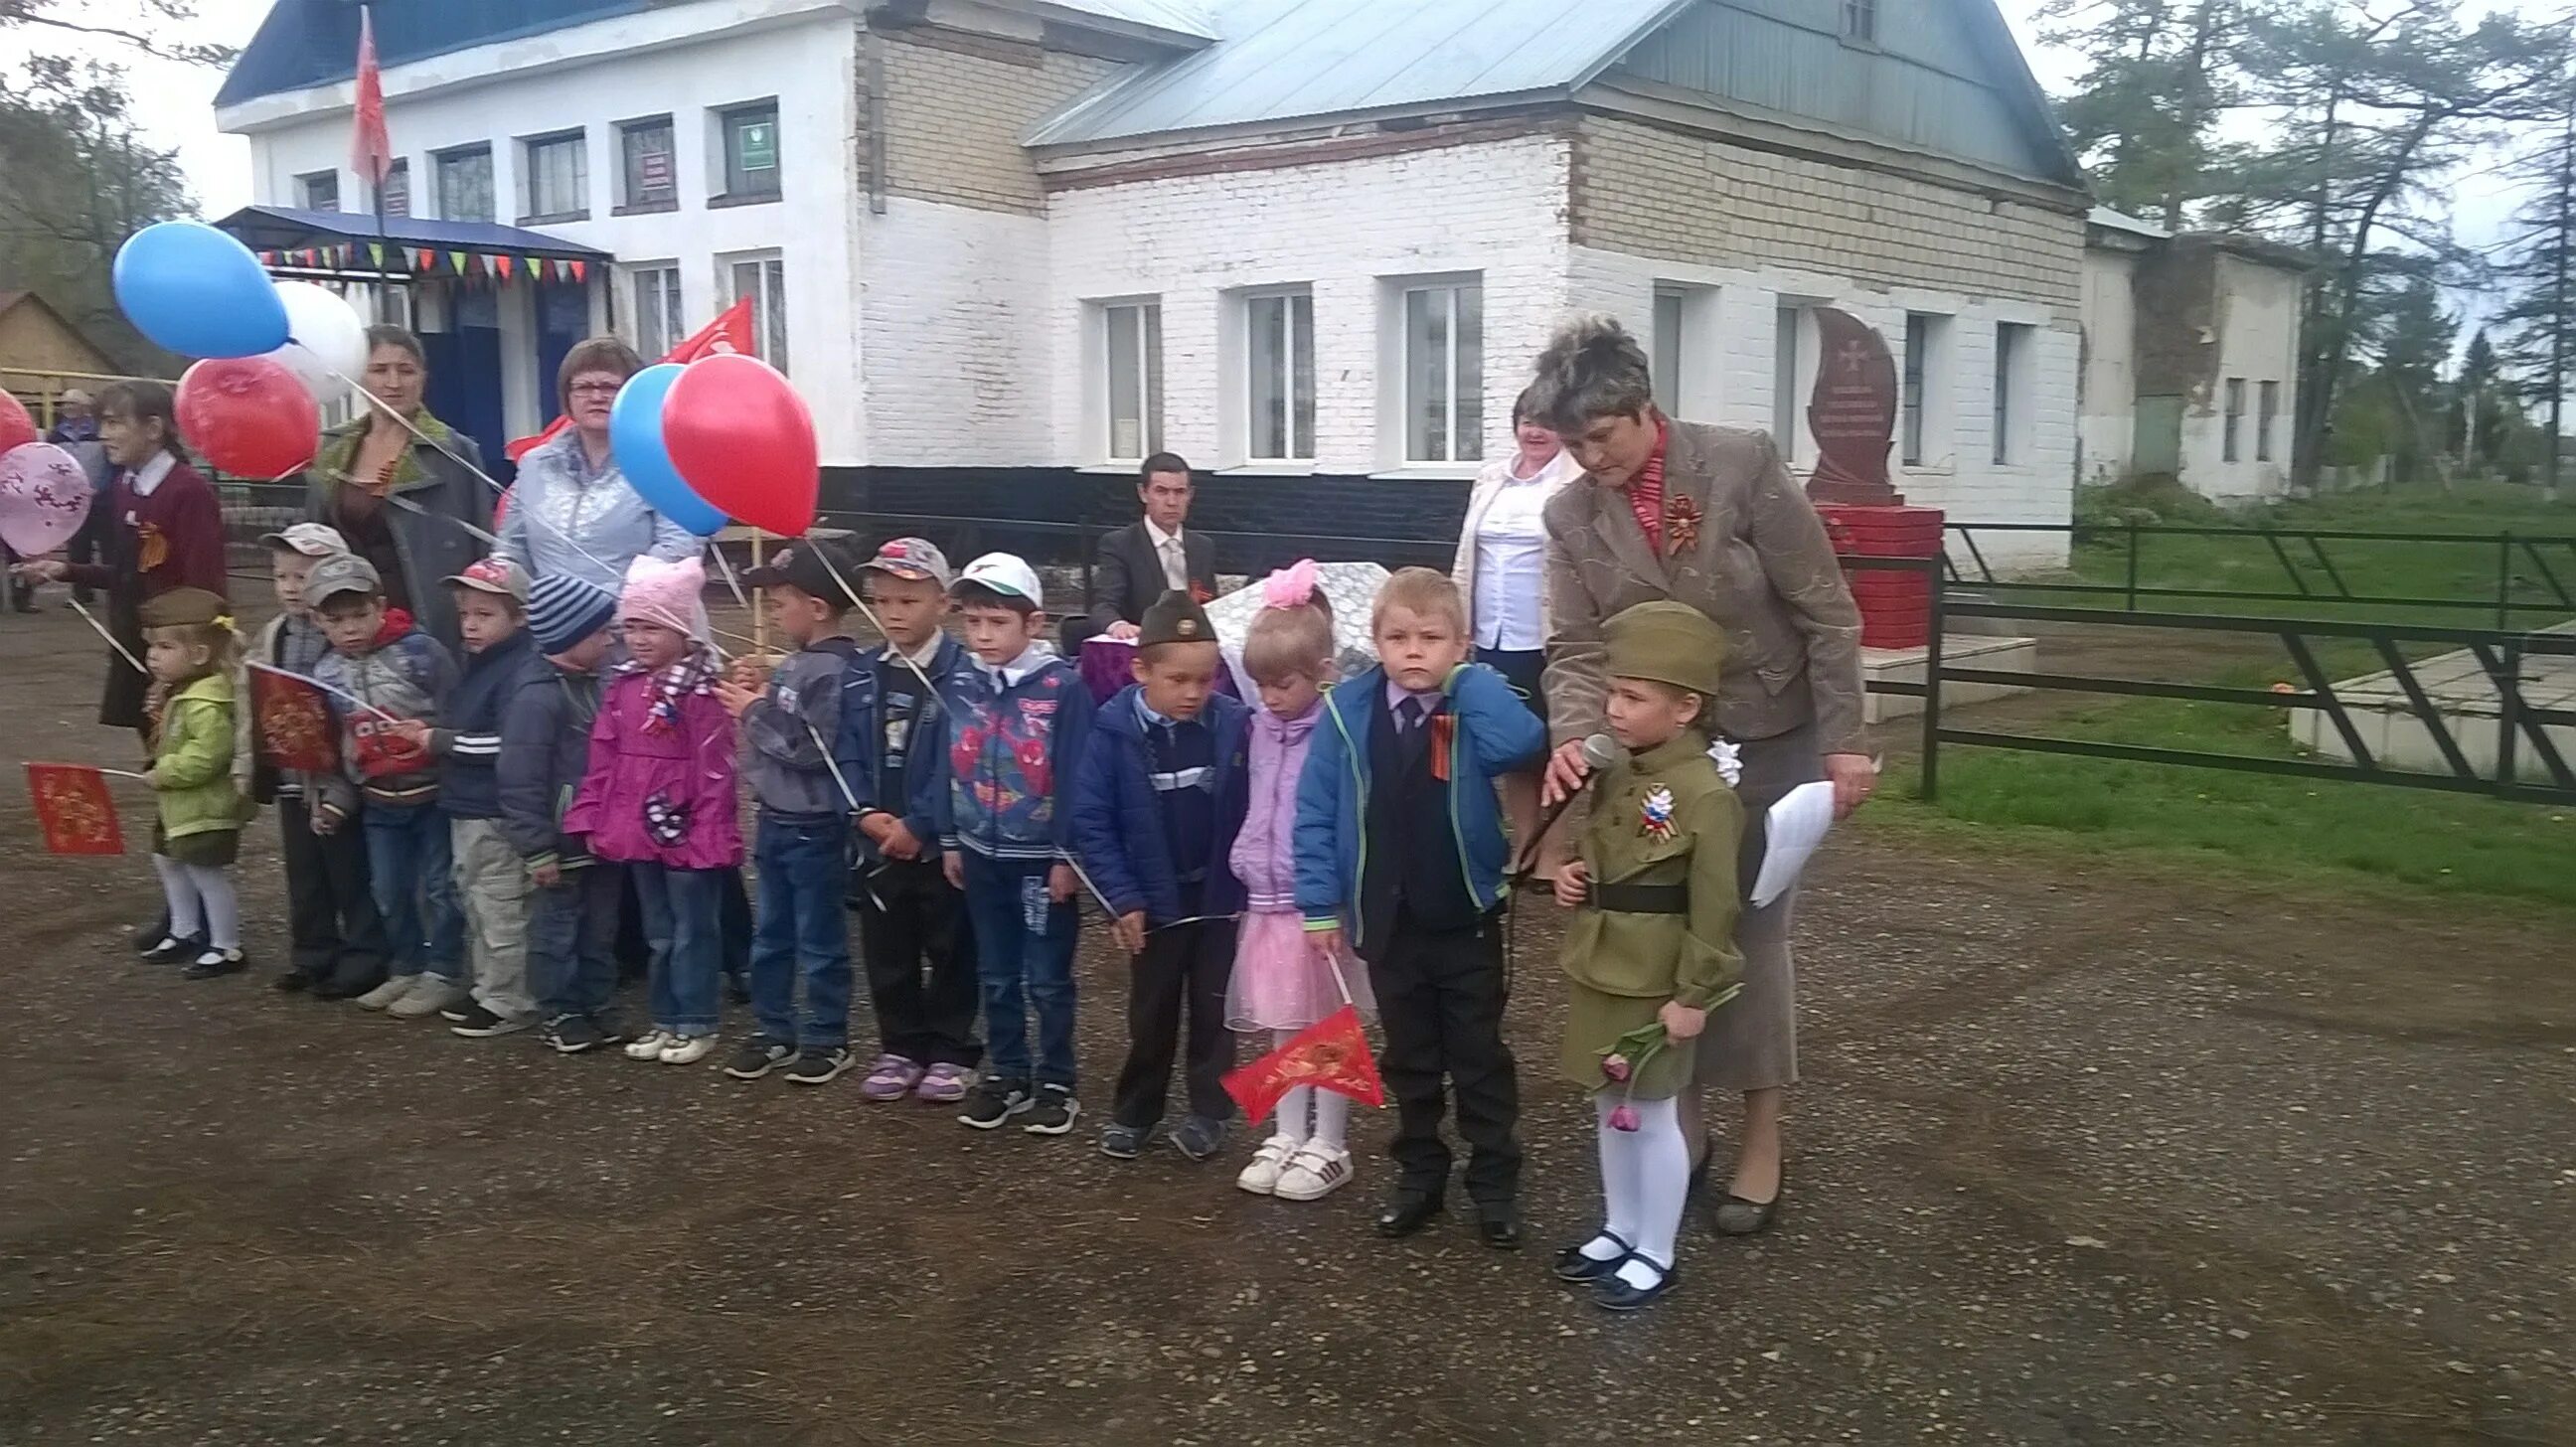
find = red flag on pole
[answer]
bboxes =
[26,764,126,856]
[250,669,340,772]
[351,6,393,186]
[503,297,758,460]
[1221,1005,1384,1123]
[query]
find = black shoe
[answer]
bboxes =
[1553,1232,1632,1282]
[132,914,173,956]
[783,1045,854,1085]
[1593,1258,1678,1312]
[1375,1191,1446,1238]
[1021,1083,1080,1135]
[540,1014,606,1054]
[139,933,200,965]
[723,1036,795,1080]
[272,970,315,993]
[181,947,246,980]
[1477,1212,1525,1251]
[724,973,752,1005]
[312,971,382,1002]
[959,1077,1033,1130]
[449,1003,533,1039]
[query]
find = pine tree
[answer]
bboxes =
[2039,0,2250,228]
[2489,77,2576,502]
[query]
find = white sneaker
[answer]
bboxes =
[1273,1143,1354,1202]
[1235,1133,1303,1196]
[623,1029,676,1061]
[389,976,468,1019]
[354,976,414,1011]
[658,1034,718,1065]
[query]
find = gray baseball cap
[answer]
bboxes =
[304,553,384,606]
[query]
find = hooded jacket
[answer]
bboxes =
[1228,697,1322,915]
[741,637,861,822]
[1070,685,1251,927]
[314,612,457,821]
[835,633,979,868]
[564,659,743,871]
[936,647,1093,863]
[152,670,246,839]
[495,648,605,870]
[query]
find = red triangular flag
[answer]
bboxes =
[351,5,394,186]
[495,254,514,281]
[26,763,124,856]
[250,668,340,772]
[569,259,586,283]
[1222,1005,1383,1123]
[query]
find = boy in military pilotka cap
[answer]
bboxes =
[1070,588,1252,1164]
[1548,600,1744,1313]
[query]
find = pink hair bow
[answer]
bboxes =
[1261,558,1320,608]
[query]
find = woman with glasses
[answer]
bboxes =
[496,337,699,592]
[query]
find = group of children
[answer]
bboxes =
[119,522,1746,1311]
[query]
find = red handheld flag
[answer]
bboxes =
[250,668,339,772]
[351,6,393,186]
[504,297,755,461]
[1222,1005,1384,1124]
[27,764,125,856]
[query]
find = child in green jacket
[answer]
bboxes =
[136,586,249,981]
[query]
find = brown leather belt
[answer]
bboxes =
[1588,882,1689,914]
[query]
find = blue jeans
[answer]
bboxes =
[748,814,854,1049]
[363,801,461,980]
[634,861,724,1037]
[529,861,623,1020]
[959,852,1078,1087]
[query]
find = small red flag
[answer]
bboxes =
[503,296,756,460]
[351,6,393,186]
[27,764,125,856]
[250,668,339,772]
[1222,1005,1383,1123]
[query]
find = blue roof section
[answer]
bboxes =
[1026,0,1690,147]
[216,206,614,261]
[1034,0,1217,40]
[216,0,653,108]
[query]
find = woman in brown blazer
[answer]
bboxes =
[1530,316,1875,1234]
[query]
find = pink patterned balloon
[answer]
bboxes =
[0,441,95,558]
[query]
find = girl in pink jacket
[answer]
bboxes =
[566,557,742,1064]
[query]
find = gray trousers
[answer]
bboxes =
[452,818,537,1021]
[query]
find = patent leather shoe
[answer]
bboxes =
[1593,1259,1678,1312]
[1552,1232,1630,1282]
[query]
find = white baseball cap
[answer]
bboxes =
[952,552,1044,611]
[259,522,350,558]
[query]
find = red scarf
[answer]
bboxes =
[1624,420,1671,552]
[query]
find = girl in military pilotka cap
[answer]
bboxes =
[1549,600,1745,1312]
[134,586,253,981]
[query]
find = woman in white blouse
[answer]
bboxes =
[1452,385,1585,880]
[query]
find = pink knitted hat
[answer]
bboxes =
[619,555,705,630]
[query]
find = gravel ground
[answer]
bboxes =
[0,602,2568,1446]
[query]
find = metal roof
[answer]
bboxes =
[2088,207,2169,241]
[1027,0,1690,148]
[218,0,652,108]
[1033,0,1218,41]
[215,206,614,262]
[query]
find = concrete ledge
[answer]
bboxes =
[1863,635,2037,723]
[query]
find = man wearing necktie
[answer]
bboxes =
[1074,453,1217,649]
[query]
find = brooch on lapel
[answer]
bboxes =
[1640,784,1677,842]
[1664,494,1701,557]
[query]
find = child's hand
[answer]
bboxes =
[1659,1000,1707,1041]
[879,818,923,861]
[712,680,758,718]
[137,765,160,788]
[1047,863,1077,904]
[1308,925,1347,966]
[311,806,342,836]
[1553,860,1590,908]
[388,719,430,747]
[942,850,964,889]
[531,860,563,888]
[1110,910,1147,955]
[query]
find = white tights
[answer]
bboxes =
[1268,1030,1351,1149]
[1589,1093,1690,1289]
[154,856,240,952]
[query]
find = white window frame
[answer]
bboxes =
[628,263,684,360]
[433,144,494,224]
[715,99,781,202]
[617,115,678,211]
[1393,276,1484,465]
[1773,300,1828,465]
[296,169,340,212]
[1901,310,1954,469]
[2257,380,2281,462]
[1093,298,1165,465]
[1993,321,2034,466]
[2222,377,2247,463]
[1654,286,1688,417]
[520,129,589,222]
[1243,288,1315,463]
[721,250,787,373]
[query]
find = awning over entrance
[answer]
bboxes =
[213,205,612,284]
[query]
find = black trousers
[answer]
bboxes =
[857,859,982,1067]
[1111,916,1238,1129]
[279,793,388,986]
[1365,912,1521,1208]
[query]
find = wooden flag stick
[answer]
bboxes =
[65,595,145,675]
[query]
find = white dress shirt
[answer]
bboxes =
[1471,457,1563,651]
[1144,518,1189,592]
[126,451,177,499]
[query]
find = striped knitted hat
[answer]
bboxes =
[527,572,617,654]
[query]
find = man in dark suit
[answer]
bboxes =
[1071,452,1216,647]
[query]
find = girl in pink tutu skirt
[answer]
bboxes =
[1229,562,1375,1201]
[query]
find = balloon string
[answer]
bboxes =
[809,543,946,706]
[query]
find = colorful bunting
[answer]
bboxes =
[495,254,514,281]
[569,259,586,283]
[449,250,468,275]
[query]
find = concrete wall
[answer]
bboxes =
[2134,239,2302,503]
[2078,244,2140,484]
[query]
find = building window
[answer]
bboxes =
[297,170,340,211]
[718,101,780,201]
[1773,304,1806,454]
[1843,0,1878,43]
[2221,377,2247,462]
[1901,311,1953,467]
[2257,380,2281,462]
[1245,291,1315,462]
[630,264,684,360]
[1653,286,1688,416]
[619,115,677,211]
[435,145,494,223]
[724,253,787,372]
[1099,300,1164,463]
[1994,322,2033,465]
[381,159,409,217]
[1402,280,1483,463]
[520,131,588,221]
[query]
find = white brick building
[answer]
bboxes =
[217,0,2090,564]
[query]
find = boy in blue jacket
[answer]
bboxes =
[834,538,985,1104]
[1295,566,1546,1246]
[499,574,625,1054]
[1071,590,1250,1164]
[938,554,1096,1135]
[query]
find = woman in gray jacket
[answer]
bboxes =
[497,337,698,590]
[305,326,492,649]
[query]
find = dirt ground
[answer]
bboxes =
[1,600,2570,1446]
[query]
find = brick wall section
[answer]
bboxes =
[873,27,1119,216]
[1570,117,2084,314]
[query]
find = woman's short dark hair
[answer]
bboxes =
[558,336,644,408]
[93,380,182,459]
[365,324,426,368]
[1511,383,1545,430]
[1525,315,1655,434]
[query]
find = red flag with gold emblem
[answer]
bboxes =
[1222,1005,1383,1122]
[250,667,339,772]
[27,764,125,856]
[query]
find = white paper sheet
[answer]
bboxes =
[1749,780,1837,908]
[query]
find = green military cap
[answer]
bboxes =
[137,586,229,631]
[1604,600,1727,699]
[1139,588,1214,647]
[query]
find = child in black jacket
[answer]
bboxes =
[499,574,624,1054]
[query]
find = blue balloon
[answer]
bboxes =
[112,222,290,359]
[611,364,726,537]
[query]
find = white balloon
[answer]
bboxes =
[263,280,370,402]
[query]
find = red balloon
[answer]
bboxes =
[661,353,816,536]
[0,391,35,453]
[175,355,319,479]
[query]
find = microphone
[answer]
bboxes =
[1510,732,1619,885]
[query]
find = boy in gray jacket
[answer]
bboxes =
[500,574,624,1054]
[714,540,864,1085]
